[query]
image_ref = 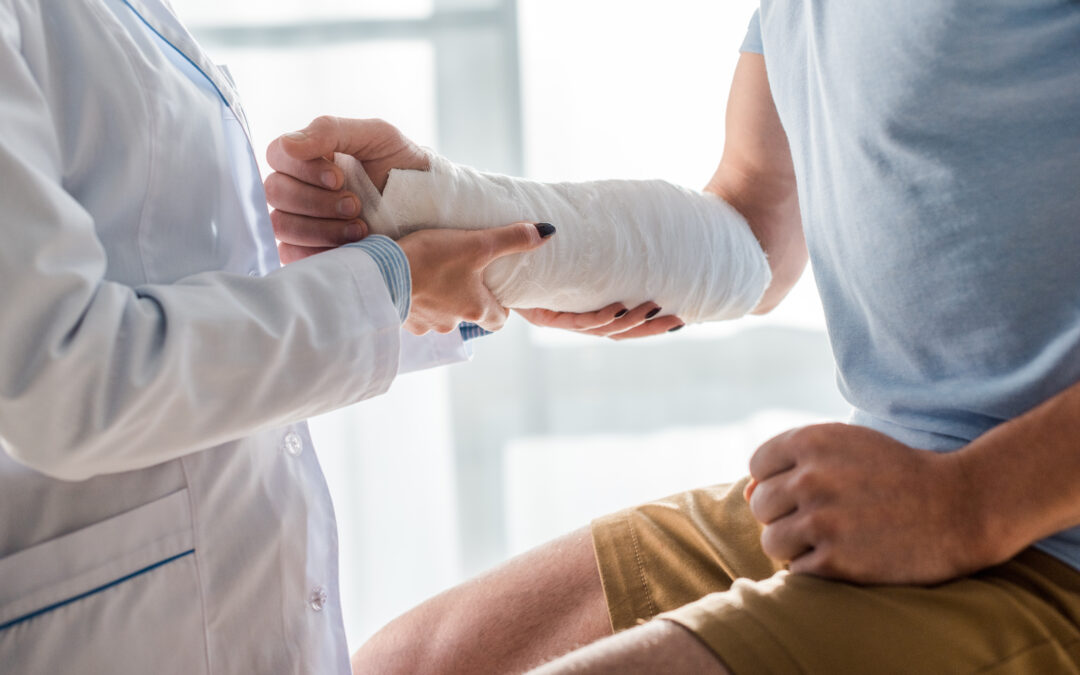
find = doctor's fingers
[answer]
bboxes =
[264,171,361,220]
[607,313,685,341]
[277,242,333,265]
[471,292,511,333]
[404,302,507,336]
[475,221,554,266]
[578,302,663,338]
[271,209,368,248]
[513,303,629,332]
[437,281,509,333]
[279,116,415,165]
[266,139,343,190]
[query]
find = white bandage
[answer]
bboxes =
[339,152,771,324]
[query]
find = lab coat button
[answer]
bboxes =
[247,268,259,277]
[283,431,304,457]
[309,586,329,612]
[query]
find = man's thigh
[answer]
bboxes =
[592,479,1080,673]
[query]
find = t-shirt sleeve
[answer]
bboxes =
[740,9,763,54]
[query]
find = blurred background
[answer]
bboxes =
[174,0,849,650]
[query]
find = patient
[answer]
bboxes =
[265,6,1080,673]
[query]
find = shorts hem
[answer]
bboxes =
[591,511,659,632]
[660,594,803,675]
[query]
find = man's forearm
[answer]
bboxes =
[341,151,773,325]
[959,380,1080,564]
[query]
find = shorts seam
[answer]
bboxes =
[626,513,658,619]
[662,595,805,675]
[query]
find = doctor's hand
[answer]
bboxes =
[745,423,991,586]
[265,116,429,263]
[516,304,684,340]
[399,221,554,335]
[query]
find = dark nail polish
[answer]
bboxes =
[645,307,662,320]
[535,223,556,239]
[668,324,685,333]
[614,309,629,319]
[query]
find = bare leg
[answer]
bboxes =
[351,527,612,675]
[527,620,730,675]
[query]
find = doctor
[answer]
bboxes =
[0,0,551,673]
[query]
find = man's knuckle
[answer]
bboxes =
[816,553,846,579]
[759,527,780,558]
[797,427,833,457]
[791,425,819,445]
[790,468,821,495]
[803,511,833,540]
[747,451,766,479]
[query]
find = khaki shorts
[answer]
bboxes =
[591,478,1080,674]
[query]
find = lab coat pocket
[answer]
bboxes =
[0,489,208,675]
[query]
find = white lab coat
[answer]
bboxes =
[0,0,467,672]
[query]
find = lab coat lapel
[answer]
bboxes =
[119,0,255,138]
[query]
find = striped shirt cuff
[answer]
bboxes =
[458,322,492,341]
[345,235,411,323]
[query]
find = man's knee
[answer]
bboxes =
[351,527,611,675]
[527,619,730,675]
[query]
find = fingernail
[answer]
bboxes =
[321,171,338,189]
[284,130,307,141]
[645,307,662,320]
[668,324,685,333]
[345,222,366,241]
[614,309,629,319]
[337,197,359,217]
[535,223,556,239]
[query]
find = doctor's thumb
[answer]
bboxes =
[481,222,556,264]
[281,116,410,164]
[279,115,345,161]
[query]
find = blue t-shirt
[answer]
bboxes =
[743,3,1080,567]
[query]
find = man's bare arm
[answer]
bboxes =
[526,52,807,338]
[960,381,1080,566]
[266,55,805,339]
[707,52,806,315]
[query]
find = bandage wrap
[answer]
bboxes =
[339,152,771,324]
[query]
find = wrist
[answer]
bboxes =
[947,441,1031,570]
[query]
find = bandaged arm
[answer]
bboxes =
[339,154,771,325]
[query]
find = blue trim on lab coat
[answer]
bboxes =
[0,549,197,631]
